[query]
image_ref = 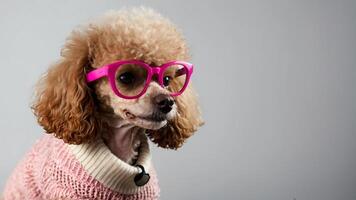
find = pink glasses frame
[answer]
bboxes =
[86,60,194,99]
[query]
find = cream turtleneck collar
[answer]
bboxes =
[67,115,152,194]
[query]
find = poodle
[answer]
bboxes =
[3,7,203,200]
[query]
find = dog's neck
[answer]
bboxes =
[101,113,146,165]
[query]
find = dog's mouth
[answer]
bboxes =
[124,110,166,122]
[140,113,167,122]
[123,109,168,130]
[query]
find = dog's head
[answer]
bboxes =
[32,8,203,149]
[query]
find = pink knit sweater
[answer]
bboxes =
[3,135,160,199]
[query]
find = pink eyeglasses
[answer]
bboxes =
[86,60,194,99]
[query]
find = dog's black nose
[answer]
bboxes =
[155,94,174,114]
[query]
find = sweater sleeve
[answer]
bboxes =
[3,137,46,200]
[3,158,27,200]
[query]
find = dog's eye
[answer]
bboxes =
[118,72,135,85]
[163,76,172,87]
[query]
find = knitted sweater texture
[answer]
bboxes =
[3,135,160,200]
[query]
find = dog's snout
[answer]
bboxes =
[154,94,174,114]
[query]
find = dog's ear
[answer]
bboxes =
[147,84,204,149]
[32,30,100,144]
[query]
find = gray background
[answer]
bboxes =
[1,0,356,199]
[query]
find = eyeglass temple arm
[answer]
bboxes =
[86,66,109,83]
[174,67,191,77]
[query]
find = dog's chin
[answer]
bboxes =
[130,117,167,130]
